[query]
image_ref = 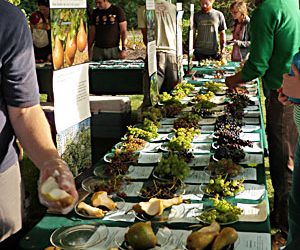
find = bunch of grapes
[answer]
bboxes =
[208,158,243,177]
[142,106,164,123]
[160,92,181,104]
[163,102,186,117]
[154,153,190,180]
[173,82,195,95]
[174,112,201,129]
[120,136,147,152]
[214,146,246,163]
[198,197,243,223]
[193,91,215,103]
[93,175,126,194]
[139,179,183,199]
[127,126,156,141]
[228,93,253,109]
[174,127,200,138]
[204,175,245,197]
[215,113,242,130]
[203,81,224,93]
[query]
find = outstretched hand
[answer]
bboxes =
[281,64,300,99]
[38,158,78,214]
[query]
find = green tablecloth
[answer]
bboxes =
[36,60,145,100]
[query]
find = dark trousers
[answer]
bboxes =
[193,50,222,61]
[266,90,297,232]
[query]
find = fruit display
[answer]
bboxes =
[50,9,88,70]
[173,82,195,96]
[127,118,159,141]
[186,222,238,250]
[203,175,245,197]
[159,92,181,103]
[154,153,190,181]
[198,197,243,224]
[214,146,246,163]
[192,101,218,118]
[141,106,164,123]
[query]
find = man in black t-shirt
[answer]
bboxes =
[89,0,128,61]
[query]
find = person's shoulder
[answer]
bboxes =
[0,0,25,21]
[112,4,124,12]
[212,8,225,17]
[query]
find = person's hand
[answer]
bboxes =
[277,87,292,105]
[38,158,78,214]
[225,75,239,90]
[281,64,300,98]
[119,50,127,59]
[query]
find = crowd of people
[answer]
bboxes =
[1,0,300,249]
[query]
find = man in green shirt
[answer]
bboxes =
[225,0,300,246]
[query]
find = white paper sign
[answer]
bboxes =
[240,133,261,142]
[240,153,264,165]
[126,166,154,179]
[141,143,162,153]
[191,143,212,154]
[50,0,86,8]
[103,203,135,222]
[243,117,260,125]
[168,203,203,223]
[235,183,265,200]
[242,125,260,133]
[188,154,211,167]
[158,124,174,133]
[185,170,210,184]
[150,133,169,142]
[235,232,271,250]
[193,134,213,143]
[138,152,163,164]
[53,64,90,133]
[147,40,157,76]
[160,118,176,125]
[121,182,144,197]
[232,167,257,181]
[200,125,215,133]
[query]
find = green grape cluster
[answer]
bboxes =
[168,127,200,152]
[199,197,243,223]
[127,126,156,141]
[194,91,215,103]
[173,82,195,97]
[142,106,164,123]
[160,92,181,104]
[155,153,190,180]
[204,175,245,197]
[203,81,224,93]
[174,112,201,129]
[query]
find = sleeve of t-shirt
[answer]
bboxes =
[91,10,97,26]
[241,5,275,82]
[2,11,40,108]
[218,12,227,31]
[137,6,146,29]
[117,6,126,23]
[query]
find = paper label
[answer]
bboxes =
[240,133,260,142]
[138,152,163,164]
[235,232,271,250]
[157,125,174,133]
[232,167,257,181]
[235,183,265,200]
[121,182,144,197]
[200,125,215,133]
[188,154,211,167]
[168,203,203,223]
[126,166,154,179]
[191,143,212,154]
[185,170,210,184]
[103,203,135,222]
[193,134,213,143]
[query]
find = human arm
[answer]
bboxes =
[281,64,300,98]
[219,30,226,54]
[137,6,147,46]
[8,105,78,213]
[225,71,244,89]
[88,25,96,59]
[119,21,128,59]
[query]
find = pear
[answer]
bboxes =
[91,191,116,210]
[77,18,87,52]
[186,231,219,250]
[126,222,157,250]
[52,36,64,70]
[65,34,77,66]
[40,176,74,208]
[211,227,238,250]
